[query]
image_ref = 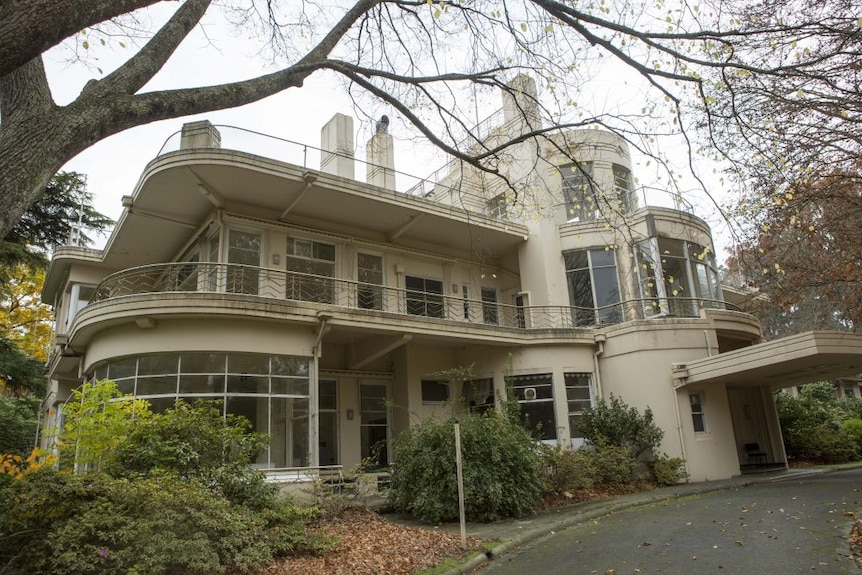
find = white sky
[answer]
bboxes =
[44,4,734,256]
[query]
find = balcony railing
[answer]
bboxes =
[90,263,738,331]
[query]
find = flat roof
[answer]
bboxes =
[673,331,862,389]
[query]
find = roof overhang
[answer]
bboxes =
[673,331,862,389]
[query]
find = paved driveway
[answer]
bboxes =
[476,468,862,574]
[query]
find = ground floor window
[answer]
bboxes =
[90,352,311,469]
[689,392,707,433]
[564,373,592,441]
[508,373,557,440]
[360,381,390,468]
[421,379,450,403]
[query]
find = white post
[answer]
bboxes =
[454,420,467,548]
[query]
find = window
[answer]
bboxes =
[89,352,311,469]
[360,382,389,468]
[421,380,450,403]
[635,238,724,318]
[514,293,527,328]
[486,193,508,219]
[612,164,636,213]
[357,253,384,310]
[690,392,707,433]
[65,284,96,331]
[405,276,445,318]
[481,287,499,325]
[561,162,597,221]
[565,373,592,440]
[286,238,336,303]
[318,380,339,466]
[227,229,261,295]
[509,373,557,440]
[463,378,494,414]
[564,249,622,326]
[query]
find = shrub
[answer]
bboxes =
[0,469,331,575]
[650,454,689,486]
[569,445,639,490]
[842,418,862,455]
[0,396,39,457]
[388,412,543,523]
[578,394,664,459]
[782,422,858,463]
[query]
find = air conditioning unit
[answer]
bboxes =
[524,387,537,401]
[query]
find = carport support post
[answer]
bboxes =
[454,420,467,548]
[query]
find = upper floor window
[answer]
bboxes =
[227,229,261,295]
[481,287,499,325]
[564,248,622,326]
[286,238,336,303]
[486,193,508,219]
[357,253,384,310]
[612,164,637,213]
[405,276,445,318]
[561,162,597,222]
[635,238,723,318]
[64,283,96,332]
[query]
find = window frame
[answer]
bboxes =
[405,275,445,318]
[689,392,707,434]
[563,248,622,326]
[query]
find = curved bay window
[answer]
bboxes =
[635,238,723,317]
[91,352,311,469]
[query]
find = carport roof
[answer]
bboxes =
[672,331,862,389]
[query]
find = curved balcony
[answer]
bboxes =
[90,263,740,332]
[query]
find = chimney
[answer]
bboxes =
[180,120,222,149]
[320,113,355,179]
[502,74,541,134]
[366,115,395,190]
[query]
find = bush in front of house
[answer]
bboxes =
[578,394,664,460]
[388,412,544,523]
[0,468,331,575]
[776,383,860,464]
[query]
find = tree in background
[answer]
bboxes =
[733,167,862,336]
[0,0,859,251]
[0,172,111,455]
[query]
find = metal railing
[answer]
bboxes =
[91,262,738,330]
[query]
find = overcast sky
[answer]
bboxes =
[43,4,733,255]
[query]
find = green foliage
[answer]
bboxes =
[389,412,543,523]
[650,454,689,486]
[568,446,639,491]
[0,396,39,457]
[56,380,152,472]
[578,394,664,459]
[0,336,46,397]
[0,469,331,575]
[775,383,861,464]
[842,419,862,455]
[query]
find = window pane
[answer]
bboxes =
[227,374,268,394]
[271,377,309,396]
[107,358,137,380]
[180,353,226,373]
[564,251,589,271]
[319,380,337,410]
[138,354,178,376]
[228,355,270,375]
[271,356,309,377]
[589,249,616,268]
[521,402,557,440]
[136,375,178,395]
[179,374,225,394]
[421,380,449,403]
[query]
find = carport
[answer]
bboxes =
[672,331,862,472]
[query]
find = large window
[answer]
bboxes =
[421,380,450,403]
[91,352,311,469]
[635,238,723,318]
[561,162,597,221]
[565,373,592,443]
[509,373,557,440]
[286,238,336,303]
[405,276,445,318]
[564,249,622,326]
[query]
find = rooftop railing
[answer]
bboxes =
[90,262,737,331]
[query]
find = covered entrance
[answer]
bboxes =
[673,331,862,474]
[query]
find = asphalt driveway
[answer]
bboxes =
[476,468,862,574]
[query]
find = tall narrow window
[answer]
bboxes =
[318,380,339,466]
[405,276,445,318]
[561,162,597,221]
[612,164,636,213]
[509,373,557,440]
[286,238,335,303]
[481,287,499,325]
[689,392,707,433]
[565,373,592,443]
[357,253,384,310]
[227,229,261,295]
[564,249,622,326]
[360,382,389,468]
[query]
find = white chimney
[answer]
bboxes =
[320,114,355,179]
[366,115,395,190]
